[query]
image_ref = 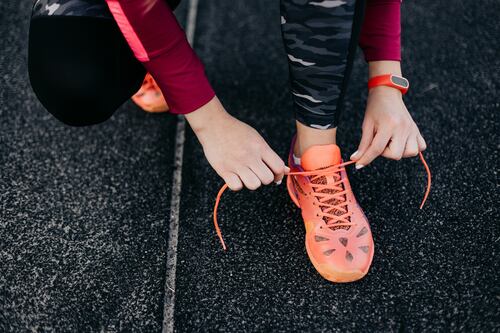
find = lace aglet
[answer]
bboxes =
[218,234,227,251]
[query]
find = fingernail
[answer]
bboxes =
[355,164,364,170]
[275,179,282,185]
[285,166,291,173]
[350,150,359,160]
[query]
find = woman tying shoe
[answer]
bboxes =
[29,0,429,283]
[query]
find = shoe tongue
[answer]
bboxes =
[301,144,342,171]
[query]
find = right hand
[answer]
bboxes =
[186,97,289,191]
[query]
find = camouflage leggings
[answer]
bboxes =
[281,0,366,129]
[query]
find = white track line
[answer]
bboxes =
[162,0,200,332]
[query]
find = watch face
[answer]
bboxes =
[391,76,409,88]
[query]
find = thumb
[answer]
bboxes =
[351,122,374,161]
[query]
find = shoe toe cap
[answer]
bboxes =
[307,230,374,282]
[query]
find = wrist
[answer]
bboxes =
[368,85,403,98]
[368,60,402,78]
[185,96,230,135]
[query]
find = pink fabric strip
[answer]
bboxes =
[105,0,149,62]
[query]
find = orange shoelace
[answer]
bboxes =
[213,152,432,251]
[296,159,357,229]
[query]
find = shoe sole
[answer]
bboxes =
[287,176,373,283]
[141,106,169,113]
[131,97,169,113]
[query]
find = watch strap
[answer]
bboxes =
[368,74,409,94]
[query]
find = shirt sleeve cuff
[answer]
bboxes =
[143,36,216,115]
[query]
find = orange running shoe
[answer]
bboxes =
[211,140,430,282]
[286,140,374,283]
[131,73,169,113]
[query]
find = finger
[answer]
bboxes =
[222,172,243,191]
[250,160,275,186]
[356,129,392,168]
[382,134,406,160]
[261,147,288,184]
[237,166,262,190]
[417,133,427,151]
[351,121,374,160]
[403,135,419,158]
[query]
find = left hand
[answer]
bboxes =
[350,86,426,168]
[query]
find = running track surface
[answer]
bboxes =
[1,1,498,332]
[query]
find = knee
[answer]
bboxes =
[29,64,117,127]
[28,17,125,127]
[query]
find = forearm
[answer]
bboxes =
[362,0,403,94]
[368,61,402,78]
[367,61,403,99]
[105,0,215,114]
[185,96,230,137]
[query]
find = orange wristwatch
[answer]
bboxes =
[368,74,409,94]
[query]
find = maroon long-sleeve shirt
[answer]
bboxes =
[106,0,401,115]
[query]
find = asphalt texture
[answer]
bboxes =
[1,0,499,332]
[1,2,183,331]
